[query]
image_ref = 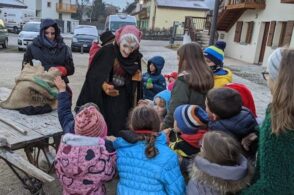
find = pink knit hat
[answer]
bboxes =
[74,106,107,138]
[115,25,142,44]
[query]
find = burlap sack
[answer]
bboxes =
[0,64,60,110]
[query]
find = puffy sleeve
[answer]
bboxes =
[161,154,185,195]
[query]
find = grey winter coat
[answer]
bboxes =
[186,155,254,195]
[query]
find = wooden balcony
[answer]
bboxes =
[225,0,266,10]
[217,0,266,32]
[56,3,77,14]
[281,0,294,3]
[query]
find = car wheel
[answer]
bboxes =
[2,39,7,48]
[18,47,23,51]
[13,26,19,34]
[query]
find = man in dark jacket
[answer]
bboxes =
[23,18,74,84]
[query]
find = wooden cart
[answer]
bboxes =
[0,87,62,194]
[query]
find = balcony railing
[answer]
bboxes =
[56,3,77,14]
[225,0,266,9]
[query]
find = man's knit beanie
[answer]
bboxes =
[174,105,208,134]
[74,106,107,138]
[267,48,282,81]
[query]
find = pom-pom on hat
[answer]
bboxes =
[215,41,226,51]
[74,106,107,138]
[204,45,224,66]
[174,105,208,134]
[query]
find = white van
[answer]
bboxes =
[0,8,35,33]
[105,14,137,33]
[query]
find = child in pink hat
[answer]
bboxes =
[54,76,116,195]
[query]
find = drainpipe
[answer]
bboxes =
[209,0,220,45]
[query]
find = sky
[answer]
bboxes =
[103,0,134,10]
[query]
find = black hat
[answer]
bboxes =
[99,30,115,46]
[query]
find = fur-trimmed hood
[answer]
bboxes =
[189,155,254,194]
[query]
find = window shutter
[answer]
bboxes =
[234,22,243,43]
[283,21,294,46]
[267,21,276,46]
[246,22,254,44]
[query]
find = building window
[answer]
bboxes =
[234,21,243,43]
[47,2,51,8]
[280,21,294,46]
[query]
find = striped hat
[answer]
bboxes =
[174,105,208,134]
[74,106,108,138]
[204,45,225,66]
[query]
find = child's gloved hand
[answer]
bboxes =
[102,82,119,96]
[54,76,66,92]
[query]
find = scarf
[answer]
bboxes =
[114,43,142,75]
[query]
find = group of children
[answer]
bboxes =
[50,39,264,195]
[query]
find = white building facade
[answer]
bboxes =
[21,0,79,33]
[218,0,294,66]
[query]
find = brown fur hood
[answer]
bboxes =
[189,155,254,193]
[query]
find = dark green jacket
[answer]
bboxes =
[242,106,294,195]
[162,75,207,129]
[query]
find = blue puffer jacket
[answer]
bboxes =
[113,133,185,195]
[143,56,166,100]
[208,107,258,141]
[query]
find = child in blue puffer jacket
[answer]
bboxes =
[143,56,166,100]
[107,105,185,195]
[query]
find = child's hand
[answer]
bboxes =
[54,76,66,92]
[163,128,172,135]
[106,136,117,142]
[241,133,258,151]
[146,83,153,89]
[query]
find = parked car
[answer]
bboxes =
[71,25,98,52]
[0,19,8,48]
[17,21,40,51]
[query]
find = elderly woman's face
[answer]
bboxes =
[44,26,56,41]
[119,40,137,58]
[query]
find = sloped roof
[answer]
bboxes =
[156,0,211,10]
[0,0,27,8]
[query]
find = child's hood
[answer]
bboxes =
[154,90,171,109]
[208,107,258,140]
[147,56,165,75]
[189,155,254,193]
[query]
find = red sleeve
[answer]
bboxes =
[89,43,101,65]
[55,66,68,76]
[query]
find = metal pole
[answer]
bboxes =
[209,0,220,45]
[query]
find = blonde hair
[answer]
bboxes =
[200,131,243,166]
[271,49,294,134]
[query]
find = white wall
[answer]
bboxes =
[220,1,294,66]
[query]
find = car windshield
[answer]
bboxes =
[74,27,98,37]
[110,22,136,32]
[22,23,40,32]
